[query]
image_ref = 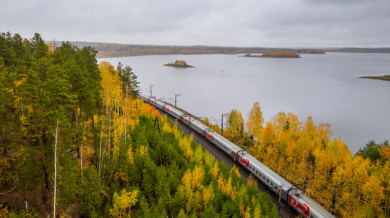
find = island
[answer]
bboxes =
[164,60,194,68]
[359,75,390,82]
[242,51,300,58]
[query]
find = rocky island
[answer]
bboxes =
[164,60,194,68]
[242,51,300,58]
[359,75,390,82]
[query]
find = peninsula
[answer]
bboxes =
[359,75,390,82]
[164,60,194,68]
[243,51,300,58]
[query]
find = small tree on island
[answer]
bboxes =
[174,60,187,66]
[245,53,251,57]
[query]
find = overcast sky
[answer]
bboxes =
[1,0,389,47]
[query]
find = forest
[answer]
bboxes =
[202,102,390,217]
[0,32,278,217]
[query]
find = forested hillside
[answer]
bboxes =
[0,32,278,217]
[60,41,325,58]
[203,102,390,217]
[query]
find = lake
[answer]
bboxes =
[98,53,390,153]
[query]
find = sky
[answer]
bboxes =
[1,0,389,47]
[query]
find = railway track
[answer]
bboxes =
[155,107,298,218]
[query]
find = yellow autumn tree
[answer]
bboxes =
[243,206,251,218]
[202,184,214,207]
[211,162,219,179]
[204,117,211,127]
[211,124,221,134]
[191,165,205,189]
[110,189,138,217]
[247,173,257,188]
[246,102,264,140]
[228,109,245,139]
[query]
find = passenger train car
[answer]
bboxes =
[138,93,335,218]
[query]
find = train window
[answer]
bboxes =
[271,182,273,186]
[263,176,265,180]
[267,179,269,183]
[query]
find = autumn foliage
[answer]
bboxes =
[224,101,390,217]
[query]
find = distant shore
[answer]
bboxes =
[359,75,390,82]
[242,55,301,58]
[241,52,301,58]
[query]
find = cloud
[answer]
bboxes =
[0,0,389,47]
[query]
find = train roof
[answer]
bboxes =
[193,121,243,152]
[242,152,293,188]
[139,93,149,99]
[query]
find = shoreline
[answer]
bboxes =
[359,75,390,82]
[163,63,195,68]
[239,55,301,58]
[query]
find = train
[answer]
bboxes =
[138,93,335,218]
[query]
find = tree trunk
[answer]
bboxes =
[2,127,6,154]
[38,134,50,190]
[75,103,80,158]
[43,162,49,190]
[92,113,95,130]
[108,102,111,160]
[53,119,59,218]
[99,120,105,182]
[81,122,88,183]
[385,192,389,217]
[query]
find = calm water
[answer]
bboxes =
[98,53,390,153]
